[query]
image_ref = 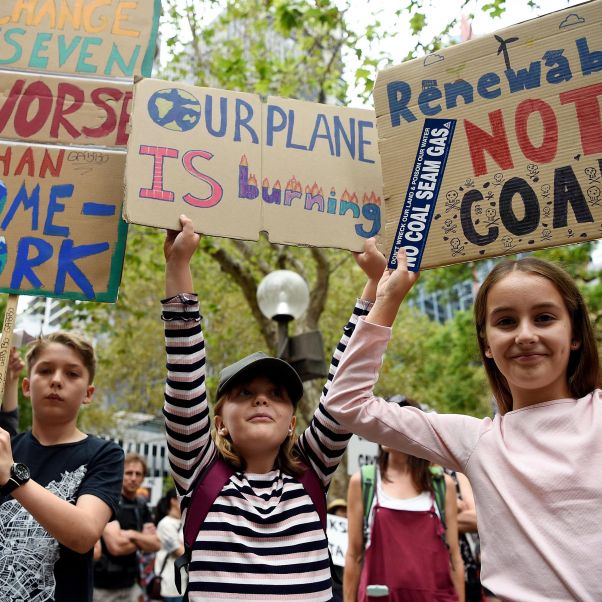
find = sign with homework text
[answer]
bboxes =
[123,79,383,251]
[0,142,127,301]
[374,0,602,270]
[0,0,160,302]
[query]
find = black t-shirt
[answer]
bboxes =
[0,408,19,436]
[0,432,123,602]
[93,494,153,589]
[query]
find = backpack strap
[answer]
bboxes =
[175,455,234,594]
[360,464,376,543]
[429,465,447,530]
[298,462,327,531]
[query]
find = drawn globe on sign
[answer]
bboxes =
[147,88,201,132]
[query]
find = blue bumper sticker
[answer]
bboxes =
[388,118,456,271]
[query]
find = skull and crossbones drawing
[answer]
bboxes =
[484,208,500,226]
[540,228,552,241]
[567,229,575,238]
[543,205,552,217]
[464,178,475,188]
[587,186,601,206]
[442,219,457,235]
[541,184,551,198]
[501,235,516,250]
[493,173,504,186]
[526,163,540,181]
[450,238,465,257]
[484,191,495,201]
[585,167,601,183]
[445,190,460,212]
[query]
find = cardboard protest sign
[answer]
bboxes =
[0,70,132,147]
[123,79,383,251]
[374,0,602,270]
[0,142,127,301]
[0,0,160,78]
[0,0,160,302]
[326,514,348,567]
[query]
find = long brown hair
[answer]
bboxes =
[378,446,433,495]
[379,397,434,494]
[212,392,303,477]
[474,257,600,414]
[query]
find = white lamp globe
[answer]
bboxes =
[257,270,310,321]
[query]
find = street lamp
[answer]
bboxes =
[257,270,327,382]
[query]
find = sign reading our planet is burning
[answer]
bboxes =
[124,79,383,251]
[375,0,602,270]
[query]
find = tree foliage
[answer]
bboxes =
[16,1,600,454]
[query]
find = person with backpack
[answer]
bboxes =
[161,215,385,601]
[344,397,464,602]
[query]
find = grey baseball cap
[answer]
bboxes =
[216,352,304,405]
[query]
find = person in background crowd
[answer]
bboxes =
[94,453,160,602]
[0,331,124,601]
[345,398,464,602]
[327,498,348,602]
[447,471,483,602]
[154,488,185,602]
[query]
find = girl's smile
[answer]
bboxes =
[484,271,576,409]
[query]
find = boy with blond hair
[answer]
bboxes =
[0,331,124,602]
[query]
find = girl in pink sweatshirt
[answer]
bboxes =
[327,245,601,602]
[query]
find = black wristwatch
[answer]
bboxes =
[0,462,30,496]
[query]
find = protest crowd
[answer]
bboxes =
[1,0,602,601]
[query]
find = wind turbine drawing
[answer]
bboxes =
[495,34,519,69]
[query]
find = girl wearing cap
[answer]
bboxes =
[162,215,385,601]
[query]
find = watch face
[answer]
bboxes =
[13,463,30,481]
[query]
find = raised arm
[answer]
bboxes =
[163,215,216,504]
[325,250,485,472]
[296,239,385,487]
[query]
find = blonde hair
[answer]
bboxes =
[26,331,96,384]
[212,393,303,477]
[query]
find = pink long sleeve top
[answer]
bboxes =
[327,318,602,602]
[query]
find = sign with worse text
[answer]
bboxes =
[0,0,160,302]
[123,79,384,251]
[375,0,602,270]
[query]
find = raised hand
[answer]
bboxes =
[354,238,387,303]
[367,248,420,327]
[164,215,201,297]
[164,214,201,265]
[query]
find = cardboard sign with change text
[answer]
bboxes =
[374,0,602,270]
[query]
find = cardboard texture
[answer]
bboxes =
[0,0,160,302]
[0,142,127,301]
[0,0,160,78]
[123,79,383,252]
[374,0,602,270]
